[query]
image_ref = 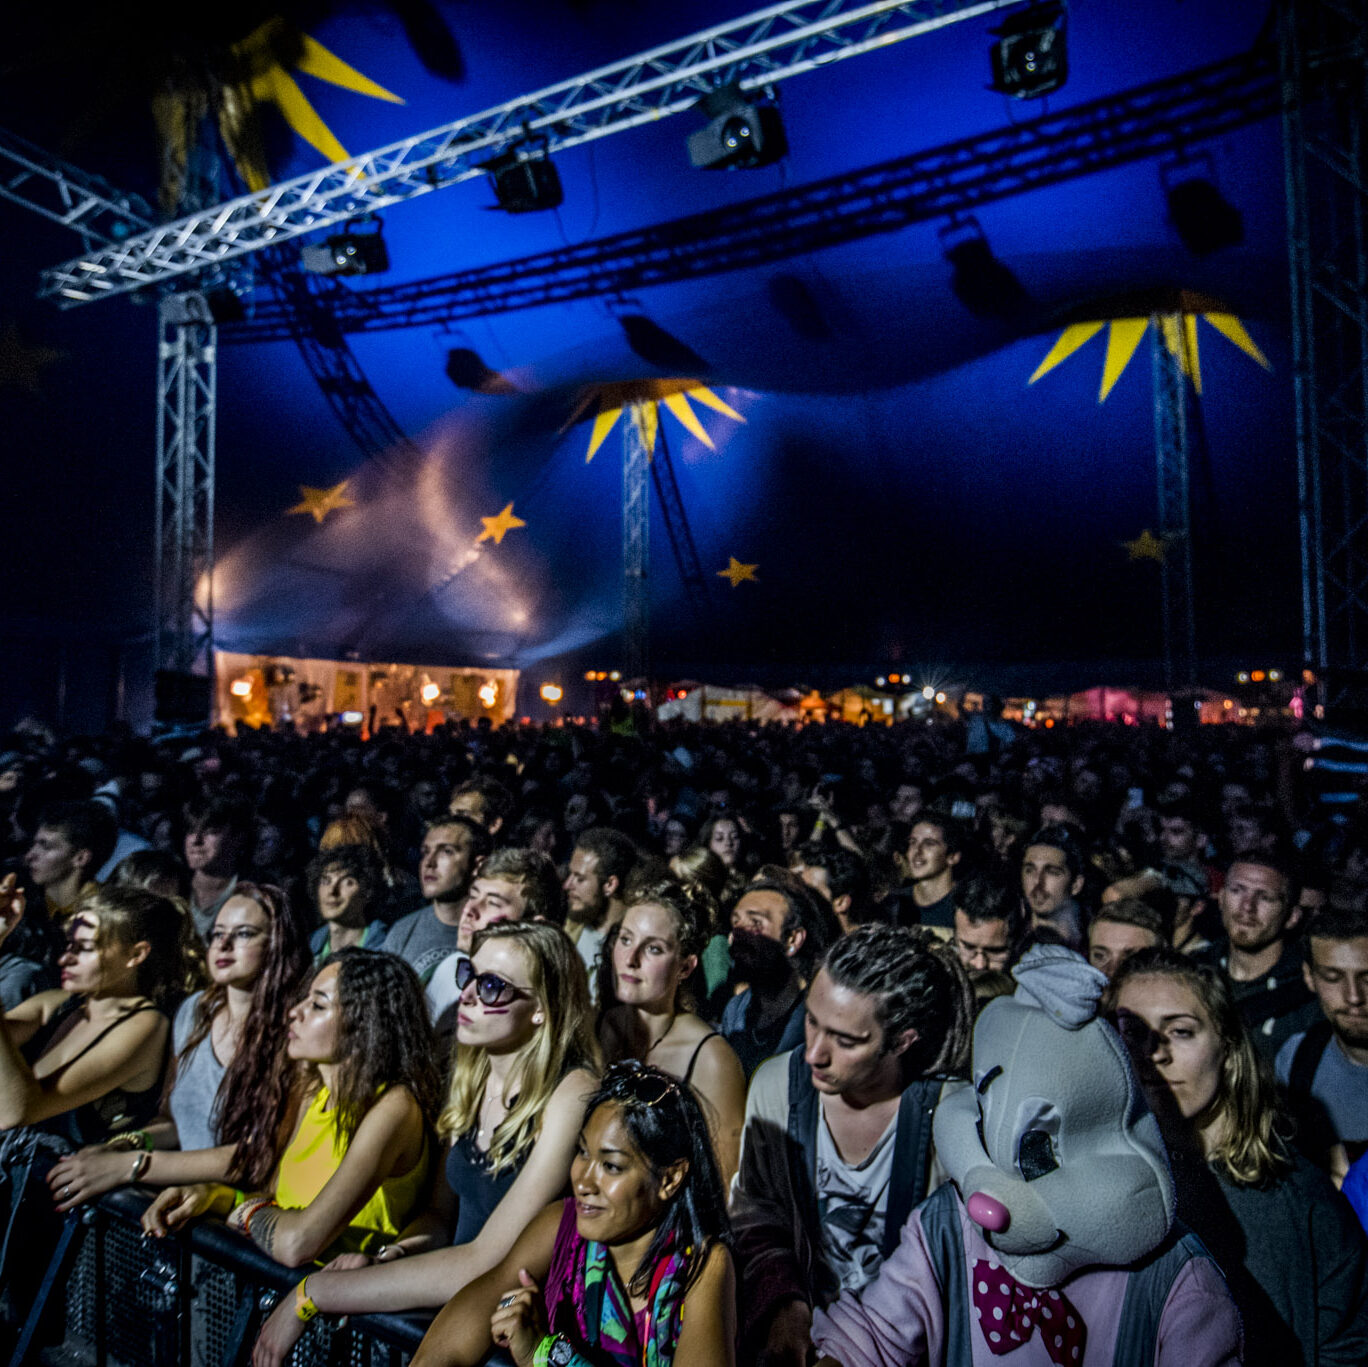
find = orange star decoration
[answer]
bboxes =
[717,556,759,588]
[287,480,355,523]
[564,379,745,462]
[1124,530,1168,563]
[1029,293,1270,402]
[477,502,527,545]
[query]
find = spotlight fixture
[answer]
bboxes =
[939,220,1029,320]
[1163,160,1244,255]
[481,135,563,213]
[687,83,787,170]
[300,217,389,277]
[617,314,709,372]
[445,348,517,394]
[989,2,1068,100]
[540,683,564,704]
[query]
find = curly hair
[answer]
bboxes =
[582,1062,731,1298]
[180,883,312,1187]
[820,923,974,1076]
[439,922,600,1173]
[313,948,443,1148]
[1105,946,1290,1186]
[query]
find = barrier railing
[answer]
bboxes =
[7,1185,433,1367]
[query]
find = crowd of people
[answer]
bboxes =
[0,708,1365,1365]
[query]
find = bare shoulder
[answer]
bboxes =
[685,1240,735,1303]
[549,1067,599,1110]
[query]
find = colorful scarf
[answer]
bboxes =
[546,1199,690,1367]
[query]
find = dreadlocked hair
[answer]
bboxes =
[180,883,312,1188]
[820,923,974,1076]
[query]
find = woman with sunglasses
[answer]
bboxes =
[410,1060,734,1367]
[45,882,311,1210]
[141,947,439,1269]
[251,923,599,1367]
[0,880,200,1328]
[599,878,746,1186]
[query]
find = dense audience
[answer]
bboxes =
[0,708,1366,1363]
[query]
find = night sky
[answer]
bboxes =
[0,0,1298,724]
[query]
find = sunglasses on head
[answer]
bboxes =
[455,957,531,1008]
[601,1060,682,1109]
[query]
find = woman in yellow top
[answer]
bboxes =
[141,947,439,1267]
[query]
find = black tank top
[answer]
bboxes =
[21,995,168,1147]
[445,1127,525,1247]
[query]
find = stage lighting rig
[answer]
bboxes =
[300,217,389,276]
[481,135,563,213]
[940,219,1029,320]
[1162,158,1243,255]
[989,2,1068,100]
[687,83,786,170]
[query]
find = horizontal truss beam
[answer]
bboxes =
[222,51,1279,343]
[40,0,1024,305]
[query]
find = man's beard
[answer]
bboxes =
[729,930,793,989]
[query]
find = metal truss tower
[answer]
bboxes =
[1282,0,1368,711]
[155,294,217,678]
[623,405,652,681]
[1152,316,1197,691]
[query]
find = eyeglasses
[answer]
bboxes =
[601,1060,682,1109]
[455,957,531,1008]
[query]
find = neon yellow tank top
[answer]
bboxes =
[274,1085,430,1257]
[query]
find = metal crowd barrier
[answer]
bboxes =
[7,1186,433,1367]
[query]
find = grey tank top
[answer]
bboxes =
[169,992,227,1152]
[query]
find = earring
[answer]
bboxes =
[532,1012,544,1025]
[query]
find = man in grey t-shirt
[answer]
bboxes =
[1276,903,1368,1170]
[384,815,490,987]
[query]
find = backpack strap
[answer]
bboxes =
[917,1184,972,1367]
[1112,1223,1217,1367]
[785,1046,822,1242]
[1288,1019,1334,1098]
[883,1077,942,1259]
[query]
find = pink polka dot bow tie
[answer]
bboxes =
[971,1261,1086,1364]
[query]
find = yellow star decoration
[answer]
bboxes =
[565,379,745,463]
[1124,530,1168,563]
[717,556,759,588]
[157,18,405,200]
[287,480,355,523]
[1029,308,1270,402]
[477,502,527,545]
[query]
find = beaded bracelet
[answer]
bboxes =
[244,1199,279,1239]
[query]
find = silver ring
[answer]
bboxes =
[498,1295,516,1308]
[62,1186,71,1197]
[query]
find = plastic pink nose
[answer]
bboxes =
[967,1191,1011,1233]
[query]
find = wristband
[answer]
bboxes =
[533,1335,556,1367]
[294,1278,320,1324]
[231,1189,247,1208]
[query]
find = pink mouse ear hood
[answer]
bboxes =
[933,945,1176,1288]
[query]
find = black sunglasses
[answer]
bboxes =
[601,1060,682,1109]
[455,957,531,1008]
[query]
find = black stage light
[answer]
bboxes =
[300,217,389,276]
[1166,176,1244,256]
[687,83,786,170]
[941,222,1029,320]
[445,347,518,394]
[990,2,1068,100]
[481,136,563,213]
[617,314,710,372]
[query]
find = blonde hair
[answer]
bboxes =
[438,922,600,1174]
[1106,948,1290,1186]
